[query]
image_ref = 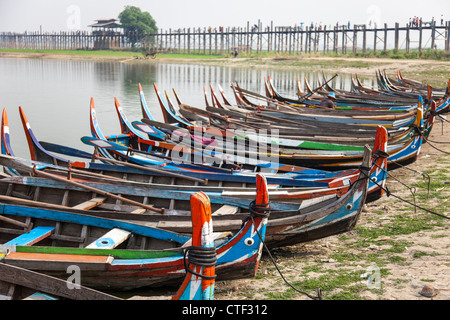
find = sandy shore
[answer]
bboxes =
[1,49,449,83]
[212,80,450,300]
[215,119,450,300]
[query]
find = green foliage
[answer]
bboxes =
[118,6,157,34]
[348,49,450,61]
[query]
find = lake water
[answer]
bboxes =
[0,57,375,159]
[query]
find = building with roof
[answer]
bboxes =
[89,19,123,49]
[89,19,122,34]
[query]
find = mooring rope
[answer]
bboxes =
[248,200,323,300]
[183,246,217,280]
[368,163,450,220]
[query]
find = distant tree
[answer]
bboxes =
[119,6,157,48]
[119,6,157,34]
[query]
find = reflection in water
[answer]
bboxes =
[0,57,374,159]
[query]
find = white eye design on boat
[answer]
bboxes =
[346,203,353,210]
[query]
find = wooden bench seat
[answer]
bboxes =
[85,228,131,249]
[4,226,55,246]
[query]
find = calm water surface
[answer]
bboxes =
[0,57,375,159]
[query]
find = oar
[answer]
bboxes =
[299,73,339,103]
[0,213,30,229]
[32,166,165,214]
[80,136,209,184]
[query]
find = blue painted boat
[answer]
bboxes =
[0,143,372,248]
[0,105,387,202]
[0,174,270,292]
[0,263,122,300]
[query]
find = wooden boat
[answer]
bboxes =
[11,104,332,187]
[88,98,388,192]
[80,100,388,198]
[383,70,448,99]
[151,93,425,152]
[0,143,372,248]
[265,73,449,120]
[352,73,450,115]
[142,104,427,171]
[0,175,270,291]
[141,81,428,153]
[397,71,447,95]
[211,85,424,150]
[165,82,383,138]
[112,96,391,188]
[112,96,359,174]
[232,78,415,114]
[3,106,387,209]
[0,263,121,300]
[268,75,420,112]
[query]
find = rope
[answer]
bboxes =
[365,164,450,220]
[430,110,450,124]
[248,200,271,218]
[183,246,217,280]
[415,121,450,154]
[247,201,323,300]
[422,136,450,154]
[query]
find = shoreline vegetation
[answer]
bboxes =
[1,48,450,87]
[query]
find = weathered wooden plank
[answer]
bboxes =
[3,251,112,271]
[2,204,190,244]
[0,263,120,300]
[71,197,106,210]
[212,205,239,216]
[23,292,57,300]
[156,219,242,232]
[182,231,232,248]
[4,226,55,246]
[0,214,29,229]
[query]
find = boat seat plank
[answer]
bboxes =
[130,208,147,214]
[4,226,55,246]
[23,292,58,300]
[182,231,233,248]
[3,252,112,271]
[85,228,131,249]
[71,197,106,210]
[212,205,239,216]
[98,203,149,213]
[156,219,242,232]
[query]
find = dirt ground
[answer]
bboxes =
[211,119,449,301]
[214,96,450,301]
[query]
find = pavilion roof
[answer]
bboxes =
[88,19,122,28]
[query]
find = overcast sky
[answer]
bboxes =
[0,0,449,32]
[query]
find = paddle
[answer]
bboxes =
[298,73,339,103]
[32,166,165,214]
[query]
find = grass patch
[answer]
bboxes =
[0,48,140,57]
[264,267,388,300]
[349,49,450,61]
